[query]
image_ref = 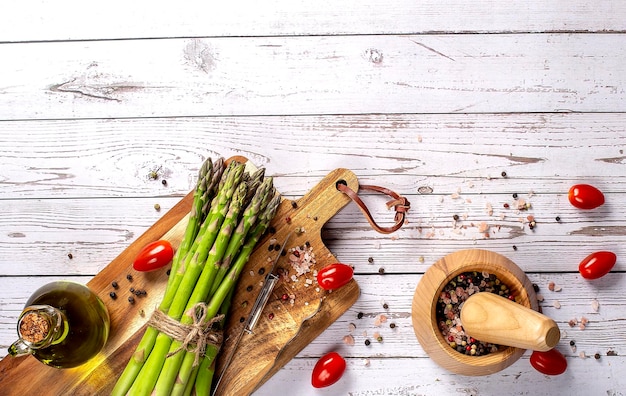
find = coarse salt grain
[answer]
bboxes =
[553,300,561,309]
[592,299,600,312]
[343,334,355,346]
[548,281,555,292]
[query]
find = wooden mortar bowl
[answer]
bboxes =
[412,249,538,376]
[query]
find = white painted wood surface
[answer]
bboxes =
[1,2,625,395]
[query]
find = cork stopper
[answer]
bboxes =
[19,312,51,344]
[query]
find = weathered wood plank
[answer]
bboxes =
[1,193,625,276]
[0,113,625,199]
[256,355,626,395]
[2,273,623,363]
[1,34,625,119]
[1,0,625,42]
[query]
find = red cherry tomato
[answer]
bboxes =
[578,251,616,280]
[530,349,567,376]
[311,351,346,388]
[568,184,605,209]
[316,263,354,290]
[133,240,174,272]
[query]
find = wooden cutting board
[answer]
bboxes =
[0,160,361,396]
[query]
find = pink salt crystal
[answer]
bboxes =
[548,281,555,292]
[591,299,600,312]
[343,334,355,346]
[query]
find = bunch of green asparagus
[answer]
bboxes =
[112,157,280,396]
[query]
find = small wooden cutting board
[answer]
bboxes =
[0,160,360,396]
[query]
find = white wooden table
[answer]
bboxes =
[1,2,625,394]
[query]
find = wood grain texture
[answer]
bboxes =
[1,34,626,120]
[1,0,626,42]
[0,114,624,199]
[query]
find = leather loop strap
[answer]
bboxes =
[336,182,410,234]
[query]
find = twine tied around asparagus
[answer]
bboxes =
[147,303,224,367]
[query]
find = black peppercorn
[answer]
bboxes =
[555,216,561,222]
[512,193,518,199]
[453,214,460,221]
[126,274,133,281]
[112,281,119,289]
[161,179,167,186]
[67,253,73,259]
[365,339,371,346]
[128,296,135,304]
[501,171,507,178]
[246,285,253,292]
[109,291,117,300]
[390,323,396,329]
[368,257,374,264]
[594,353,601,360]
[383,303,389,309]
[532,283,540,292]
[291,201,298,209]
[378,267,385,274]
[258,267,265,275]
[570,340,576,346]
[513,245,518,251]
[357,312,364,319]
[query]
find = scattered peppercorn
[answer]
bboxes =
[268,313,275,320]
[377,336,383,342]
[365,339,371,346]
[503,203,510,208]
[126,274,133,281]
[154,203,161,211]
[130,287,135,294]
[285,216,292,224]
[112,281,119,289]
[246,285,253,292]
[128,296,135,304]
[512,245,518,251]
[357,312,364,319]
[258,267,265,275]
[529,221,536,230]
[67,253,73,259]
[291,201,298,209]
[161,179,167,186]
[512,193,518,199]
[570,340,576,346]
[109,291,117,300]
[305,241,311,248]
[453,214,460,221]
[501,171,507,178]
[281,249,287,256]
[166,269,171,276]
[594,353,601,360]
[267,244,274,251]
[607,350,618,356]
[532,283,540,292]
[368,257,374,264]
[239,317,245,323]
[282,293,289,301]
[378,267,385,274]
[274,244,281,251]
[383,303,389,309]
[555,216,561,222]
[313,216,318,221]
[390,323,396,329]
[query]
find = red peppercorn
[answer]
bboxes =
[268,313,275,320]
[503,203,510,208]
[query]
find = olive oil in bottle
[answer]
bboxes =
[8,281,110,368]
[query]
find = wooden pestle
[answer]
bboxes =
[460,292,560,352]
